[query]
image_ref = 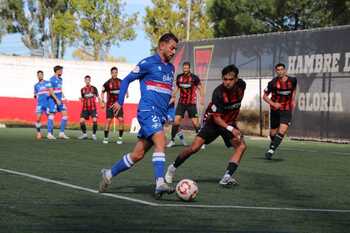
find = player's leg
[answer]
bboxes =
[176,128,187,146]
[219,129,247,186]
[47,99,56,139]
[166,123,217,184]
[92,112,98,141]
[269,123,289,154]
[168,115,183,147]
[116,107,124,144]
[58,109,69,139]
[189,104,201,134]
[35,111,43,139]
[99,138,153,193]
[78,113,88,139]
[265,109,280,159]
[103,108,113,143]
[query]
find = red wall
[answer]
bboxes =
[0,97,137,126]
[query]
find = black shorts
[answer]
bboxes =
[80,110,97,120]
[270,110,292,129]
[175,103,198,118]
[106,107,124,119]
[198,123,241,148]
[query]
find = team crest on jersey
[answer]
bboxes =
[158,66,162,71]
[211,104,217,112]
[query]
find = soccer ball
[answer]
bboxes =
[176,179,198,202]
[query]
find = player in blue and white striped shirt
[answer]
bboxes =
[99,33,179,199]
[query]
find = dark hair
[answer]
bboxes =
[275,63,285,69]
[158,32,179,45]
[84,75,91,79]
[183,61,191,68]
[222,64,239,77]
[110,66,118,72]
[37,70,43,75]
[53,65,63,73]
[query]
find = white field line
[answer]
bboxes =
[1,168,350,213]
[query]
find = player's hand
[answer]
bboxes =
[56,99,62,106]
[291,101,296,110]
[273,102,281,109]
[112,102,121,114]
[169,97,175,105]
[101,101,105,109]
[200,96,205,106]
[232,127,241,140]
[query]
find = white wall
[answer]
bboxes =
[0,55,140,103]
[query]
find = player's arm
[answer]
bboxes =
[34,86,37,99]
[291,78,297,110]
[263,81,280,109]
[94,87,102,105]
[197,80,205,106]
[100,83,107,108]
[79,88,84,102]
[49,87,61,106]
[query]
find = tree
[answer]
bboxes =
[71,0,137,61]
[144,0,213,48]
[1,0,78,58]
[207,0,350,37]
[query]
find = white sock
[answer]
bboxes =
[106,169,112,179]
[169,164,176,172]
[156,177,165,187]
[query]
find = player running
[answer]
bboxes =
[263,63,297,160]
[165,64,247,186]
[78,75,101,140]
[98,33,178,199]
[47,65,69,140]
[33,70,51,139]
[167,62,204,147]
[101,67,128,144]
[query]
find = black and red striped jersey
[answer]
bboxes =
[176,73,201,105]
[81,85,99,111]
[264,76,297,111]
[203,79,246,125]
[102,78,121,108]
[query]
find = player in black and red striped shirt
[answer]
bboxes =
[78,75,101,140]
[165,64,247,186]
[101,67,128,144]
[263,63,297,159]
[167,62,204,147]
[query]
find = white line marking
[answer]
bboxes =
[1,168,350,213]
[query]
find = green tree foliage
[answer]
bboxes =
[0,0,78,58]
[207,0,350,37]
[144,0,213,48]
[71,0,137,61]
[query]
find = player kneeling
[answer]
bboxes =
[165,64,247,187]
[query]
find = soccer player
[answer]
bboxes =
[263,63,297,160]
[47,65,69,140]
[98,33,178,199]
[33,70,51,139]
[101,67,128,144]
[166,102,186,146]
[165,64,247,186]
[167,62,204,147]
[78,75,101,140]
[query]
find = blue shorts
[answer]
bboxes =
[167,106,175,123]
[48,98,67,113]
[36,104,48,114]
[137,110,166,139]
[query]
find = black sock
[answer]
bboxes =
[104,130,109,138]
[195,126,200,134]
[270,134,275,142]
[93,122,97,134]
[171,125,179,141]
[173,155,189,168]
[270,133,284,151]
[226,162,238,176]
[80,122,87,134]
[119,130,124,137]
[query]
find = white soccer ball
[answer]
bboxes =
[176,179,198,202]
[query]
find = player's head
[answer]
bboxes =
[275,63,286,78]
[54,65,63,77]
[221,64,239,89]
[183,62,191,74]
[111,66,118,79]
[84,75,91,85]
[37,70,44,81]
[158,32,178,62]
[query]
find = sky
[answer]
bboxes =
[0,0,153,64]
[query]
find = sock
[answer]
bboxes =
[93,122,97,134]
[270,133,284,151]
[194,126,200,134]
[119,129,124,138]
[111,153,134,176]
[35,122,41,133]
[270,134,275,142]
[225,162,238,176]
[80,122,87,134]
[171,125,179,141]
[47,115,54,134]
[173,155,189,168]
[177,130,184,141]
[60,116,68,133]
[152,152,165,181]
[104,130,109,138]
